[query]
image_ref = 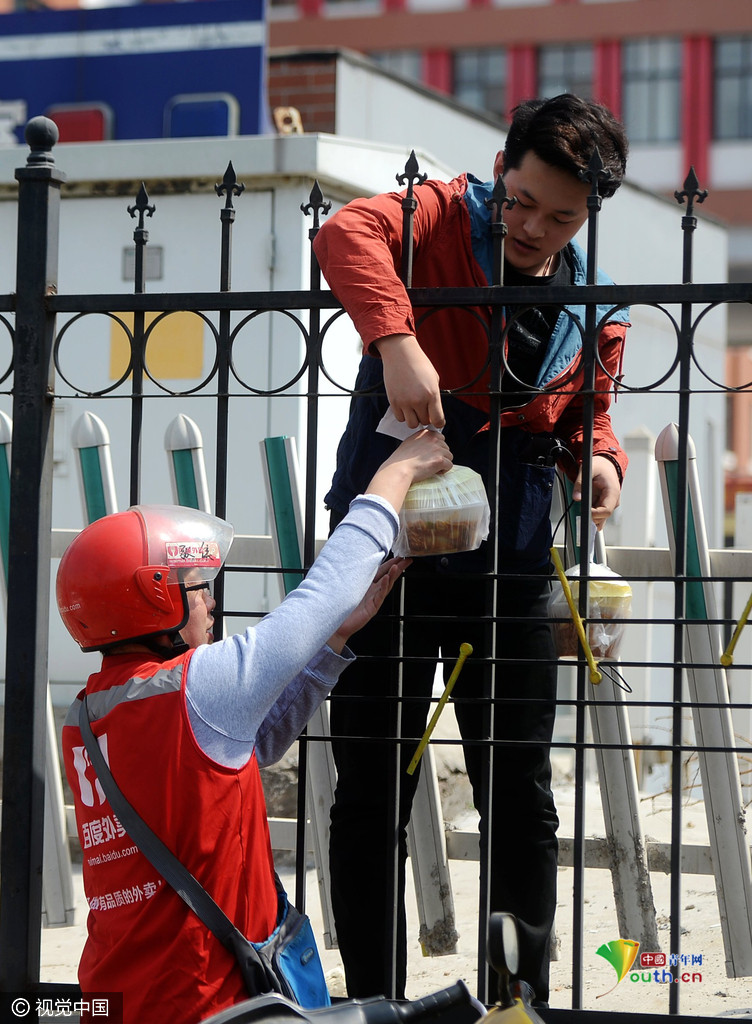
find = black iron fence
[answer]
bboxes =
[0,116,751,1022]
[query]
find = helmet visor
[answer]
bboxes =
[132,504,235,584]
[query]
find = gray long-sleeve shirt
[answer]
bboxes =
[185,494,398,769]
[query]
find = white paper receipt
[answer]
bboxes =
[376,407,444,440]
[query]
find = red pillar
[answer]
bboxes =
[423,49,453,95]
[594,40,622,118]
[506,46,538,118]
[297,0,324,16]
[682,36,712,187]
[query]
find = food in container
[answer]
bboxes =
[393,465,490,557]
[548,563,632,660]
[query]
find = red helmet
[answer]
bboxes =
[56,504,234,652]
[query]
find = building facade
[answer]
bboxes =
[268,0,748,228]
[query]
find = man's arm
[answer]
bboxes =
[572,454,622,530]
[313,185,457,429]
[555,321,629,527]
[373,334,445,429]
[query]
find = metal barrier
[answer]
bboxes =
[1,115,751,1020]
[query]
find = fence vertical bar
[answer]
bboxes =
[301,180,330,573]
[476,172,514,1003]
[259,434,322,921]
[126,184,154,507]
[297,182,332,917]
[0,410,12,596]
[212,163,243,643]
[398,152,426,288]
[372,156,427,996]
[0,116,64,994]
[1,409,74,934]
[566,148,609,1007]
[660,169,708,1014]
[560,478,659,950]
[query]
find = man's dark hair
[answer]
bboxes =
[503,93,629,199]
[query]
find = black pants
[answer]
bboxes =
[328,553,559,1003]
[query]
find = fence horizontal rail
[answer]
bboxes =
[48,529,752,577]
[41,281,752,314]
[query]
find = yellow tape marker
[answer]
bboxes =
[550,546,602,685]
[721,588,752,666]
[406,642,473,775]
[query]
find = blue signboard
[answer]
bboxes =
[0,0,268,143]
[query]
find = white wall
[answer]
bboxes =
[334,57,504,179]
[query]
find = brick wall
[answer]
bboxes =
[268,51,338,134]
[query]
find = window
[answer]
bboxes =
[715,37,752,140]
[538,43,593,100]
[373,51,423,87]
[453,48,506,120]
[622,38,681,143]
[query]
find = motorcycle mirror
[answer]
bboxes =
[487,912,520,1006]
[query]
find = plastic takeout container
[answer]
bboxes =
[548,563,632,661]
[393,465,490,557]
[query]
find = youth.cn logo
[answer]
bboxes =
[596,939,640,997]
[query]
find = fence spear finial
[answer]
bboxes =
[579,145,614,201]
[484,173,516,286]
[127,183,155,227]
[397,150,427,191]
[396,151,426,286]
[215,161,245,210]
[301,179,331,230]
[675,166,708,217]
[675,167,708,284]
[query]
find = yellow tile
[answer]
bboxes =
[110,312,204,380]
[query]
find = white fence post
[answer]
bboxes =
[731,493,752,806]
[656,422,752,978]
[609,426,657,754]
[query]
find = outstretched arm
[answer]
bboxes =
[364,427,451,507]
[186,431,453,764]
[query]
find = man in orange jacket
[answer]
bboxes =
[313,93,630,1006]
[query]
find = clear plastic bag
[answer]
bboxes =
[393,465,491,557]
[548,562,632,661]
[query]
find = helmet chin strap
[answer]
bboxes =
[132,632,189,658]
[170,634,190,656]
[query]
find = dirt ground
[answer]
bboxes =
[39,769,752,1021]
[301,778,752,1019]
